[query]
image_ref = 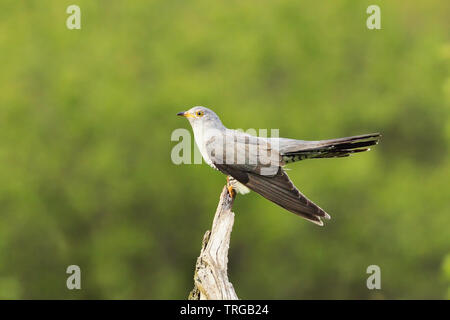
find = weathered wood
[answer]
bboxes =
[188,186,238,300]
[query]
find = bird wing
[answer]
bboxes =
[205,131,281,176]
[206,132,330,225]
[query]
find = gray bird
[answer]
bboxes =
[177,106,380,226]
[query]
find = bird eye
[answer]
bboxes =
[196,111,204,117]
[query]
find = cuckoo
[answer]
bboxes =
[177,106,380,226]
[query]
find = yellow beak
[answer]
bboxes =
[177,111,194,118]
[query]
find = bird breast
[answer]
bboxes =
[192,124,217,170]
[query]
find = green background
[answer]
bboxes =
[0,0,448,299]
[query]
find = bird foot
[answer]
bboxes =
[226,176,236,198]
[227,185,236,198]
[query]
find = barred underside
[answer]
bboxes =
[228,176,250,194]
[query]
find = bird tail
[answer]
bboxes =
[282,133,381,163]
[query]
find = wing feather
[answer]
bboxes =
[206,131,330,225]
[215,163,330,225]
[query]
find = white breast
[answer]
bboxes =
[191,124,251,195]
[192,124,217,169]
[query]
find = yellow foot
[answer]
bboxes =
[226,176,236,198]
[227,184,236,198]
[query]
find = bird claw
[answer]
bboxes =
[227,184,236,198]
[226,176,236,198]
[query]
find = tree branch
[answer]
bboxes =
[188,186,238,300]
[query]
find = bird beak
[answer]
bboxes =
[177,111,194,118]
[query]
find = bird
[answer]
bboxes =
[177,106,381,226]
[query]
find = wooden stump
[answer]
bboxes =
[188,186,238,300]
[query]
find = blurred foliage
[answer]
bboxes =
[0,0,448,299]
[443,254,450,299]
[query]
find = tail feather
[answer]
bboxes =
[282,133,381,162]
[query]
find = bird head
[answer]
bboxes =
[177,106,224,129]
